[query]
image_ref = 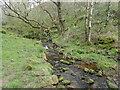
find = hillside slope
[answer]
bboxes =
[1,32,58,88]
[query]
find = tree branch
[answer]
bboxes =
[2,0,57,29]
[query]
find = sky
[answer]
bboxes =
[0,0,119,3]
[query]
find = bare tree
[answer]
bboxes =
[85,0,94,43]
[51,0,65,34]
[2,0,57,29]
[85,1,90,41]
[88,1,94,43]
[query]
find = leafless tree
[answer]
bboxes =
[51,0,65,34]
[1,0,57,29]
[85,0,94,43]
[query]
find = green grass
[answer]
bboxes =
[1,32,57,88]
[54,38,118,71]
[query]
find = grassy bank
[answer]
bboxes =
[1,31,58,88]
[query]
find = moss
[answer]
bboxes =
[98,37,116,44]
[59,77,65,82]
[87,79,94,84]
[89,69,95,74]
[0,30,6,34]
[80,76,85,80]
[62,68,69,71]
[84,68,89,73]
[61,80,71,85]
[60,60,71,65]
[107,81,118,89]
[71,72,76,76]
[69,60,75,64]
[96,71,103,77]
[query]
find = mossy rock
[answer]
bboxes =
[59,77,65,82]
[87,79,94,84]
[80,76,85,80]
[60,60,71,65]
[69,60,75,64]
[71,72,76,76]
[96,71,103,77]
[107,81,118,89]
[62,68,69,71]
[55,64,59,67]
[84,68,89,73]
[61,80,71,85]
[89,69,95,74]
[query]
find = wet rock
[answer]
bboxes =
[69,60,75,64]
[84,68,89,73]
[107,81,118,89]
[71,72,76,76]
[80,76,85,80]
[61,80,71,85]
[96,71,103,77]
[55,64,59,67]
[59,77,65,82]
[89,69,95,74]
[60,60,71,65]
[107,77,112,81]
[62,68,69,72]
[56,73,61,77]
[87,79,94,84]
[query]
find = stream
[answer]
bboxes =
[40,34,117,88]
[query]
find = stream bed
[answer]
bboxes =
[41,38,118,88]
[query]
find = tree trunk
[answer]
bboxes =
[85,1,90,41]
[88,1,94,43]
[105,1,111,26]
[57,2,65,33]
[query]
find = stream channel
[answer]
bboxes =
[40,34,117,89]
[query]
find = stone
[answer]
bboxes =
[25,65,32,70]
[80,76,85,80]
[62,68,69,72]
[107,81,118,89]
[71,72,76,76]
[89,69,95,74]
[55,64,59,67]
[61,80,71,85]
[59,77,64,82]
[84,68,89,73]
[96,71,103,77]
[69,60,75,64]
[87,79,94,84]
[60,60,71,65]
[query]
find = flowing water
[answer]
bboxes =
[40,34,117,88]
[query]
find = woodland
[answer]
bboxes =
[0,0,119,88]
